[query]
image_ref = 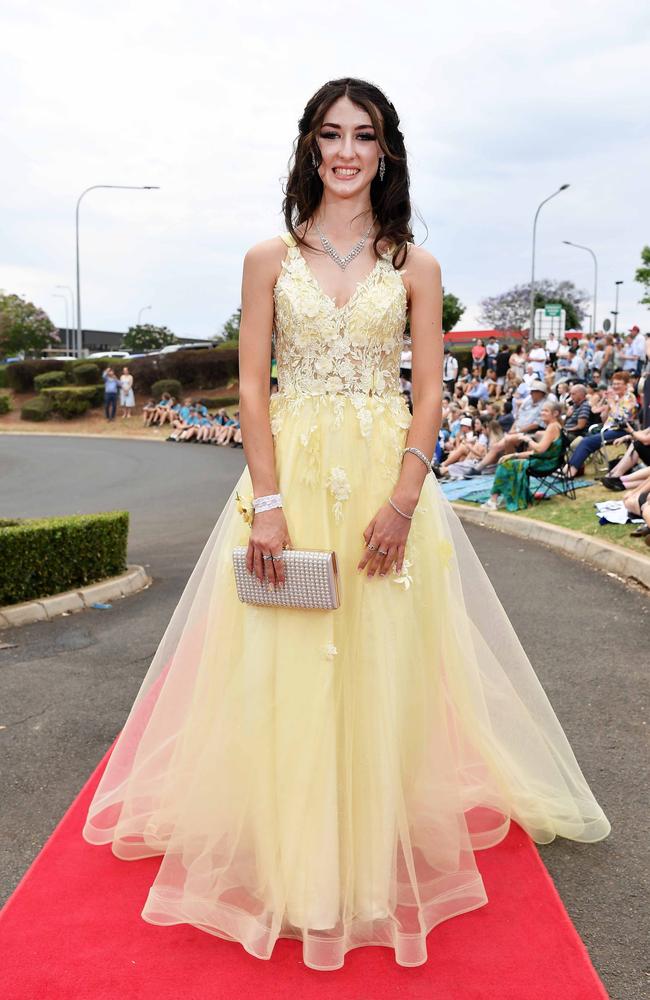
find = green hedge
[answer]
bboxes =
[34,370,68,390]
[72,362,101,385]
[4,349,240,395]
[151,379,183,400]
[0,366,8,389]
[0,394,11,415]
[41,385,104,415]
[0,511,129,606]
[21,396,53,421]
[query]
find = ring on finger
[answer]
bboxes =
[377,548,388,556]
[262,553,273,561]
[366,542,378,551]
[270,552,283,560]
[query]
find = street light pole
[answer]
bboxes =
[612,280,623,336]
[562,240,598,336]
[75,185,160,359]
[137,305,152,326]
[52,293,69,355]
[530,184,570,339]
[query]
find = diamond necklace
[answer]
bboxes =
[314,218,376,270]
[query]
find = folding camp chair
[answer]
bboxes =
[526,432,576,502]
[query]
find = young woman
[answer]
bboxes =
[82,78,610,972]
[118,366,135,419]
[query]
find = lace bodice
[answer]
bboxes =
[273,232,407,398]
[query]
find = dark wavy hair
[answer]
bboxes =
[282,77,414,270]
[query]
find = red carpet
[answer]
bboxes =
[0,745,609,1000]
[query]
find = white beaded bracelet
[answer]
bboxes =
[252,493,283,513]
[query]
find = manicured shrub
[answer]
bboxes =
[0,510,129,605]
[72,362,101,385]
[41,385,102,417]
[5,360,67,392]
[34,370,68,390]
[21,395,53,421]
[0,394,11,415]
[151,379,183,400]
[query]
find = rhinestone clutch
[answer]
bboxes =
[232,547,340,610]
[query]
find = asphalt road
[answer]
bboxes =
[0,433,648,999]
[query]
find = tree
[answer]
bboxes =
[216,308,241,344]
[0,293,59,358]
[122,323,177,353]
[478,280,588,332]
[634,245,650,309]
[442,290,465,334]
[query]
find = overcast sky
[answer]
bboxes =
[1,0,649,341]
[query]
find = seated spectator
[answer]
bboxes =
[465,381,548,475]
[563,383,593,441]
[481,401,564,511]
[622,473,650,545]
[565,372,638,477]
[600,423,650,489]
[141,397,158,426]
[497,399,515,433]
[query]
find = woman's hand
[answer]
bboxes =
[246,508,292,587]
[357,501,412,578]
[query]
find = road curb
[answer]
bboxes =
[0,429,164,443]
[452,503,650,590]
[0,565,152,630]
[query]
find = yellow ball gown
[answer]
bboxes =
[82,232,610,971]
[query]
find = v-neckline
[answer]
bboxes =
[294,247,386,313]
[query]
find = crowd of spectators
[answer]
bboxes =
[415,326,650,539]
[142,393,243,447]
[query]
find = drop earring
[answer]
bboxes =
[379,154,385,182]
[311,149,317,168]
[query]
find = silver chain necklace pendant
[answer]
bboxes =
[314,218,375,270]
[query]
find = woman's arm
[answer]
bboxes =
[525,423,559,453]
[392,249,443,510]
[238,238,292,585]
[358,247,443,578]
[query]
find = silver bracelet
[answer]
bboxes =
[252,493,283,513]
[402,446,432,474]
[389,496,414,520]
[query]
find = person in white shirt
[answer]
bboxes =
[443,347,459,392]
[630,325,646,376]
[528,341,547,378]
[546,334,559,366]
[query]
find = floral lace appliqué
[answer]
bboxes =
[273,236,407,400]
[325,466,351,523]
[392,558,413,589]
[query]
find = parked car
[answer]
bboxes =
[86,350,131,359]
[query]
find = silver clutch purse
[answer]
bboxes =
[232,547,340,610]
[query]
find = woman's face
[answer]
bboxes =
[316,96,381,198]
[540,404,555,424]
[611,378,626,395]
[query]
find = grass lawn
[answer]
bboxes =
[472,483,649,557]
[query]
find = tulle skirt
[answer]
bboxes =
[82,391,611,971]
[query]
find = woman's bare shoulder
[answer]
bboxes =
[242,235,292,287]
[402,243,442,279]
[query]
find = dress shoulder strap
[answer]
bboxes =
[279,232,297,248]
